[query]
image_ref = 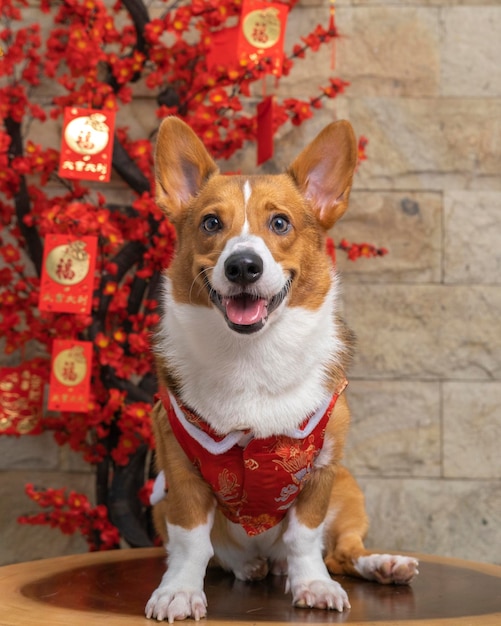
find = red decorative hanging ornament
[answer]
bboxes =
[329,0,337,70]
[0,359,49,435]
[257,96,274,165]
[238,0,289,77]
[48,340,93,413]
[205,26,240,72]
[39,235,97,315]
[59,107,116,182]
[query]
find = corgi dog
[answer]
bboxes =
[146,117,419,623]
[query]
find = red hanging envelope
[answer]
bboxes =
[59,107,115,182]
[238,0,289,77]
[0,359,48,435]
[39,234,97,315]
[206,26,240,72]
[48,340,92,413]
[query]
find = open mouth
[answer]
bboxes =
[204,276,293,334]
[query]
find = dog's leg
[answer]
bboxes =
[146,510,215,622]
[327,532,419,585]
[284,508,350,611]
[283,466,351,612]
[146,408,217,622]
[324,467,419,585]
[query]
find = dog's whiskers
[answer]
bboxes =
[189,267,215,304]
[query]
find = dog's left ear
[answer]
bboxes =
[155,117,219,222]
[288,120,358,230]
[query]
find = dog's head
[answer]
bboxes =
[155,117,357,335]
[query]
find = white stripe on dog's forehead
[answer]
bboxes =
[243,179,252,206]
[242,179,252,235]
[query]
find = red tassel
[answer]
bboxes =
[329,1,336,70]
[257,96,274,165]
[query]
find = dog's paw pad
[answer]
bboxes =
[355,554,419,585]
[292,579,350,612]
[145,588,207,622]
[235,556,269,581]
[270,558,288,576]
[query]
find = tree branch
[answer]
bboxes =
[111,136,152,196]
[121,0,150,54]
[5,117,43,275]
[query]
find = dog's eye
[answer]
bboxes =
[270,214,291,235]
[201,215,222,233]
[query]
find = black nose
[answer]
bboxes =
[224,251,263,285]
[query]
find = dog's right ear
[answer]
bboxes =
[155,117,219,221]
[287,120,358,230]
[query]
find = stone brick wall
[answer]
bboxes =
[1,0,500,565]
[327,0,501,564]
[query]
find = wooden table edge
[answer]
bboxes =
[1,548,500,626]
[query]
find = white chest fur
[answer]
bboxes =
[156,276,344,439]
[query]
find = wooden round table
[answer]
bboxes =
[1,547,501,625]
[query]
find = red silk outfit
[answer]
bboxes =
[159,387,344,537]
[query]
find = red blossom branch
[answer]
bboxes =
[1,0,384,550]
[18,484,121,551]
[339,238,389,261]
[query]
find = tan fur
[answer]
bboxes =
[150,395,369,576]
[150,392,394,586]
[151,402,215,531]
[323,465,371,576]
[147,117,418,621]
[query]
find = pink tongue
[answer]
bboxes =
[224,295,267,326]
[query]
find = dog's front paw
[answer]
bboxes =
[145,587,207,623]
[291,579,351,612]
[355,554,419,585]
